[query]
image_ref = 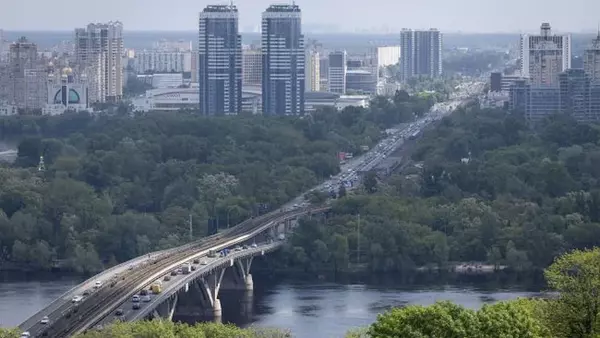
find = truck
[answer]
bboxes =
[181,262,192,275]
[150,281,162,294]
[207,250,217,258]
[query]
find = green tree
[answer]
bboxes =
[544,248,600,338]
[363,171,378,194]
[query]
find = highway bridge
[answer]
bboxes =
[19,206,331,338]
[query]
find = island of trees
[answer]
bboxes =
[0,92,432,273]
[273,106,600,273]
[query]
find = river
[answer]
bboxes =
[0,271,545,337]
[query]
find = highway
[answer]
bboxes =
[96,242,280,326]
[19,81,483,337]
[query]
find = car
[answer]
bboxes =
[142,295,151,302]
[20,332,30,338]
[200,260,208,265]
[234,246,242,252]
[132,302,141,310]
[40,316,50,324]
[193,258,200,264]
[82,290,91,296]
[251,243,258,248]
[170,270,178,276]
[140,289,149,296]
[163,275,171,281]
[71,295,83,303]
[115,308,124,316]
[94,280,103,288]
[176,268,183,274]
[242,245,249,250]
[191,265,197,271]
[132,295,140,302]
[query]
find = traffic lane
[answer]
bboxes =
[20,254,157,332]
[108,255,223,324]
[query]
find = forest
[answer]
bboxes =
[0,91,432,273]
[273,105,600,272]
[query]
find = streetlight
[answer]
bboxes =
[226,206,238,228]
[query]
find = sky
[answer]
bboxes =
[1,0,599,33]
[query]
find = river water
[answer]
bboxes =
[0,271,545,337]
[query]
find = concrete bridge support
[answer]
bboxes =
[221,256,254,291]
[151,293,178,321]
[195,262,232,317]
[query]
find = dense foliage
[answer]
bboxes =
[274,106,600,272]
[0,92,432,272]
[367,248,600,338]
[0,321,290,338]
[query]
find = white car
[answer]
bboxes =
[200,260,208,265]
[94,280,103,288]
[40,316,50,324]
[72,295,83,303]
[20,332,30,337]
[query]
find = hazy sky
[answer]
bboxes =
[1,0,599,33]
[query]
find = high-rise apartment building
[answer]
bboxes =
[75,22,124,103]
[519,23,571,86]
[584,32,600,83]
[261,4,304,115]
[242,47,262,87]
[305,49,320,92]
[198,4,242,115]
[4,37,45,110]
[328,51,347,94]
[376,46,401,68]
[134,51,191,74]
[400,28,442,82]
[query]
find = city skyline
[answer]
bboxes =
[1,0,599,34]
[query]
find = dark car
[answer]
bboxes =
[170,270,178,276]
[140,289,149,296]
[132,303,141,310]
[193,258,200,264]
[115,309,124,316]
[164,275,171,281]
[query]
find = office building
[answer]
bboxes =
[134,51,191,74]
[305,49,320,91]
[519,23,571,86]
[346,69,377,94]
[509,69,600,123]
[328,51,347,94]
[490,72,502,92]
[584,32,600,83]
[376,46,401,68]
[243,47,262,87]
[400,28,442,82]
[261,4,304,115]
[74,22,124,103]
[198,4,242,115]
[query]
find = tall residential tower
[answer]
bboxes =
[74,22,123,103]
[400,28,442,82]
[584,32,600,83]
[328,50,347,94]
[198,5,243,115]
[519,23,571,86]
[261,4,305,115]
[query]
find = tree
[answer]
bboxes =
[544,248,600,338]
[368,301,479,338]
[363,171,378,193]
[338,184,347,198]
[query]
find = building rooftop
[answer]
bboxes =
[265,4,300,12]
[203,4,238,12]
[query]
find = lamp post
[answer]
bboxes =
[226,206,237,229]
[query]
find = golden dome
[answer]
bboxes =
[62,67,73,75]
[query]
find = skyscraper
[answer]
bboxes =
[400,28,442,82]
[261,4,305,115]
[305,49,320,92]
[242,46,262,87]
[584,32,600,83]
[328,51,347,94]
[75,22,124,103]
[6,37,43,110]
[198,5,242,115]
[519,23,571,86]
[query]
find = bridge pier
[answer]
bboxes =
[221,256,254,291]
[151,293,178,321]
[196,266,227,317]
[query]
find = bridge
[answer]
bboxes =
[19,206,331,337]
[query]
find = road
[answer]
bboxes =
[94,242,279,327]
